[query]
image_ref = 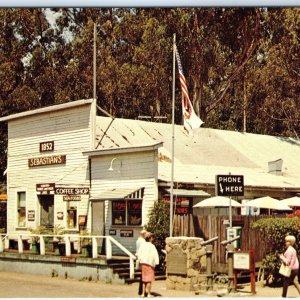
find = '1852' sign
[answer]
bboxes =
[40,141,54,152]
[28,155,66,167]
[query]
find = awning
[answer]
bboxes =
[165,188,210,197]
[90,187,144,201]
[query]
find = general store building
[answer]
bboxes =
[2,98,300,255]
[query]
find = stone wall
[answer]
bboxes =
[165,237,207,291]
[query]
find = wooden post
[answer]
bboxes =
[65,236,71,256]
[106,237,112,260]
[249,250,256,294]
[206,244,213,290]
[92,237,98,259]
[129,257,134,279]
[0,236,3,253]
[40,236,45,255]
[18,235,23,254]
[4,236,9,249]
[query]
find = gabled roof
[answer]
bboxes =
[95,116,300,190]
[0,99,94,122]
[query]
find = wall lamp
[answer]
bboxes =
[108,157,118,171]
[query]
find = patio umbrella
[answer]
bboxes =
[281,196,300,207]
[244,196,292,211]
[193,196,242,232]
[193,196,242,208]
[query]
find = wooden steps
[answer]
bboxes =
[107,257,166,284]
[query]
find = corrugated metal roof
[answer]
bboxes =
[90,187,144,200]
[165,188,210,197]
[95,116,300,189]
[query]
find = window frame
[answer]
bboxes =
[17,191,26,228]
[111,199,142,227]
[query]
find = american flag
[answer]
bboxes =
[175,45,203,133]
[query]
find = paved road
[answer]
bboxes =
[0,271,298,298]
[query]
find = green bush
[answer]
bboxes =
[144,200,170,251]
[252,217,300,283]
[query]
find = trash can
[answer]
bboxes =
[226,226,242,249]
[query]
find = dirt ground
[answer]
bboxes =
[0,271,298,298]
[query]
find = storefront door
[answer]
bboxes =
[92,201,105,253]
[39,195,54,227]
[92,201,105,235]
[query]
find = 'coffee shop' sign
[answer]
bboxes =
[55,187,90,195]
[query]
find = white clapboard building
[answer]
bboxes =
[0,99,162,254]
[2,98,300,254]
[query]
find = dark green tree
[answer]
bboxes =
[144,200,170,251]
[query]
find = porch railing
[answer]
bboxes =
[0,233,135,279]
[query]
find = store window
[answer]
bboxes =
[17,192,26,227]
[112,200,142,226]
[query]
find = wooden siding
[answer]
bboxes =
[173,214,269,264]
[6,101,95,235]
[90,150,159,254]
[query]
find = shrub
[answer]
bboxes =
[252,217,300,283]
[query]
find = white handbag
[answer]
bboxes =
[279,263,292,277]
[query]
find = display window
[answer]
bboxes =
[112,200,142,226]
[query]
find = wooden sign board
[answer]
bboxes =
[166,245,187,275]
[27,210,35,221]
[216,175,244,196]
[36,183,55,195]
[40,141,54,152]
[55,187,89,195]
[78,215,87,226]
[63,195,81,201]
[60,256,76,263]
[57,212,64,220]
[233,250,255,271]
[120,230,133,237]
[109,229,116,236]
[29,155,66,167]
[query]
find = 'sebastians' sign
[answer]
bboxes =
[216,175,244,196]
[28,155,66,167]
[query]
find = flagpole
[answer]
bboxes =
[170,33,176,237]
[93,22,96,100]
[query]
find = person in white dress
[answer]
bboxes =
[137,232,159,298]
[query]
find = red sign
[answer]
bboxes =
[162,196,191,215]
[113,201,126,210]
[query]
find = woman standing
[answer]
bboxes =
[137,232,159,298]
[280,235,300,297]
